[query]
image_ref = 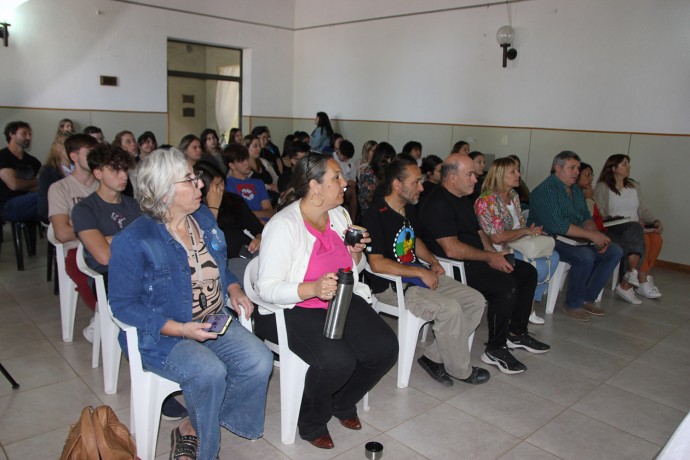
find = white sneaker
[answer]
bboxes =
[623,269,640,287]
[615,285,642,304]
[636,281,662,299]
[83,316,95,343]
[529,311,545,325]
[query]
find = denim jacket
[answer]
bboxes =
[109,206,238,370]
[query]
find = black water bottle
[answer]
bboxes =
[323,267,355,339]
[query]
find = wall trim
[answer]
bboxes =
[0,106,167,115]
[656,260,690,274]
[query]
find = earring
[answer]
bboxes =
[310,192,325,207]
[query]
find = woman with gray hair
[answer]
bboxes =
[108,148,272,460]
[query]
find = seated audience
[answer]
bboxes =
[474,157,561,325]
[451,140,470,155]
[577,162,595,214]
[277,141,309,194]
[508,154,531,209]
[358,140,377,180]
[136,131,158,162]
[362,157,488,387]
[468,151,486,201]
[322,132,342,155]
[112,130,138,159]
[252,126,282,175]
[594,154,663,299]
[56,118,75,136]
[48,134,100,327]
[294,130,311,145]
[200,128,228,176]
[402,141,423,165]
[357,141,395,217]
[244,135,278,195]
[256,152,397,449]
[83,125,105,144]
[109,148,272,460]
[418,154,549,375]
[419,154,443,203]
[223,143,274,221]
[38,132,71,221]
[0,121,40,222]
[229,127,243,144]
[196,160,263,260]
[310,111,334,153]
[528,151,623,321]
[179,134,203,166]
[332,139,358,218]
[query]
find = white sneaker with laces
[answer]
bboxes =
[529,311,545,325]
[623,269,640,287]
[615,285,642,304]
[83,316,96,344]
[636,281,662,299]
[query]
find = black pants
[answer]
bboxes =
[253,295,398,441]
[462,259,537,350]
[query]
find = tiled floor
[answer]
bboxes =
[1,238,688,459]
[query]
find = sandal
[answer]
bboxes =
[170,427,199,460]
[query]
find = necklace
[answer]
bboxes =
[168,217,207,310]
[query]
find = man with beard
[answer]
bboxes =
[362,156,488,387]
[0,121,41,222]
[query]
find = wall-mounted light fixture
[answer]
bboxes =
[496,25,517,68]
[0,22,9,47]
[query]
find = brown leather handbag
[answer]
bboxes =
[60,405,138,460]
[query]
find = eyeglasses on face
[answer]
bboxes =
[175,170,204,188]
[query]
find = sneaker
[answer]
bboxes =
[615,285,642,304]
[417,356,453,387]
[481,347,526,374]
[583,303,606,316]
[82,316,95,344]
[529,311,545,325]
[561,306,590,322]
[636,281,662,299]
[507,333,551,353]
[161,396,188,421]
[623,269,640,287]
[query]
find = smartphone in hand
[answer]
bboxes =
[504,253,516,267]
[203,314,232,335]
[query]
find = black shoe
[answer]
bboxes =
[507,333,551,354]
[481,346,527,374]
[161,396,188,421]
[417,356,453,387]
[451,366,490,385]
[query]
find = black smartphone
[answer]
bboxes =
[239,245,253,259]
[504,253,516,267]
[203,314,232,334]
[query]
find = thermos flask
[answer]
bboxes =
[323,267,354,339]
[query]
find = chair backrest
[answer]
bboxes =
[243,258,280,316]
[76,243,108,305]
[435,255,467,284]
[47,223,66,261]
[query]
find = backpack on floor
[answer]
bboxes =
[60,405,138,460]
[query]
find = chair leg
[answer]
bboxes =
[397,311,425,389]
[100,310,122,395]
[47,241,54,282]
[0,362,20,389]
[25,222,37,256]
[11,222,24,271]
[92,311,101,368]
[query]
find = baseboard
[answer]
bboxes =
[656,260,690,273]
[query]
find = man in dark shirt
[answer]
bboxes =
[418,153,550,375]
[0,121,41,222]
[362,157,488,387]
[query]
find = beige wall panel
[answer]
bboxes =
[526,130,630,190]
[628,134,690,265]
[248,117,296,152]
[449,126,532,173]
[388,123,454,159]
[336,121,389,158]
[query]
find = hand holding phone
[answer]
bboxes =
[504,253,516,267]
[203,314,232,335]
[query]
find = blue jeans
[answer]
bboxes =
[554,241,623,309]
[514,250,560,302]
[0,192,38,222]
[148,319,273,460]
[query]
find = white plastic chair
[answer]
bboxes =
[544,261,604,314]
[658,410,690,459]
[365,259,474,389]
[75,243,122,395]
[46,224,79,342]
[105,303,181,460]
[421,256,469,341]
[243,257,368,445]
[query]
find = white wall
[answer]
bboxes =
[0,0,295,115]
[292,0,690,135]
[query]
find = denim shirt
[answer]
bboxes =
[109,206,237,370]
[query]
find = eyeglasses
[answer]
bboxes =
[175,170,203,188]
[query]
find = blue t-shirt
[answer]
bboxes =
[225,176,269,211]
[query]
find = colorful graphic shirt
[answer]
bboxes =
[225,176,270,211]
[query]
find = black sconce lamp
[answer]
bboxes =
[0,22,9,47]
[496,25,517,67]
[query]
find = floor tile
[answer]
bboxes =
[0,349,78,397]
[333,433,428,459]
[607,361,690,412]
[387,404,520,460]
[3,426,67,460]
[572,384,685,446]
[498,441,562,460]
[527,409,661,460]
[447,379,564,438]
[634,342,690,380]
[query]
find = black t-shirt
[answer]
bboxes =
[417,185,483,257]
[0,147,41,207]
[361,196,421,293]
[216,192,264,258]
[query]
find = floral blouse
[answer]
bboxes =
[474,189,525,251]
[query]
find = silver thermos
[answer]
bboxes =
[323,268,354,339]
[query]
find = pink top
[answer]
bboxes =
[296,218,353,309]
